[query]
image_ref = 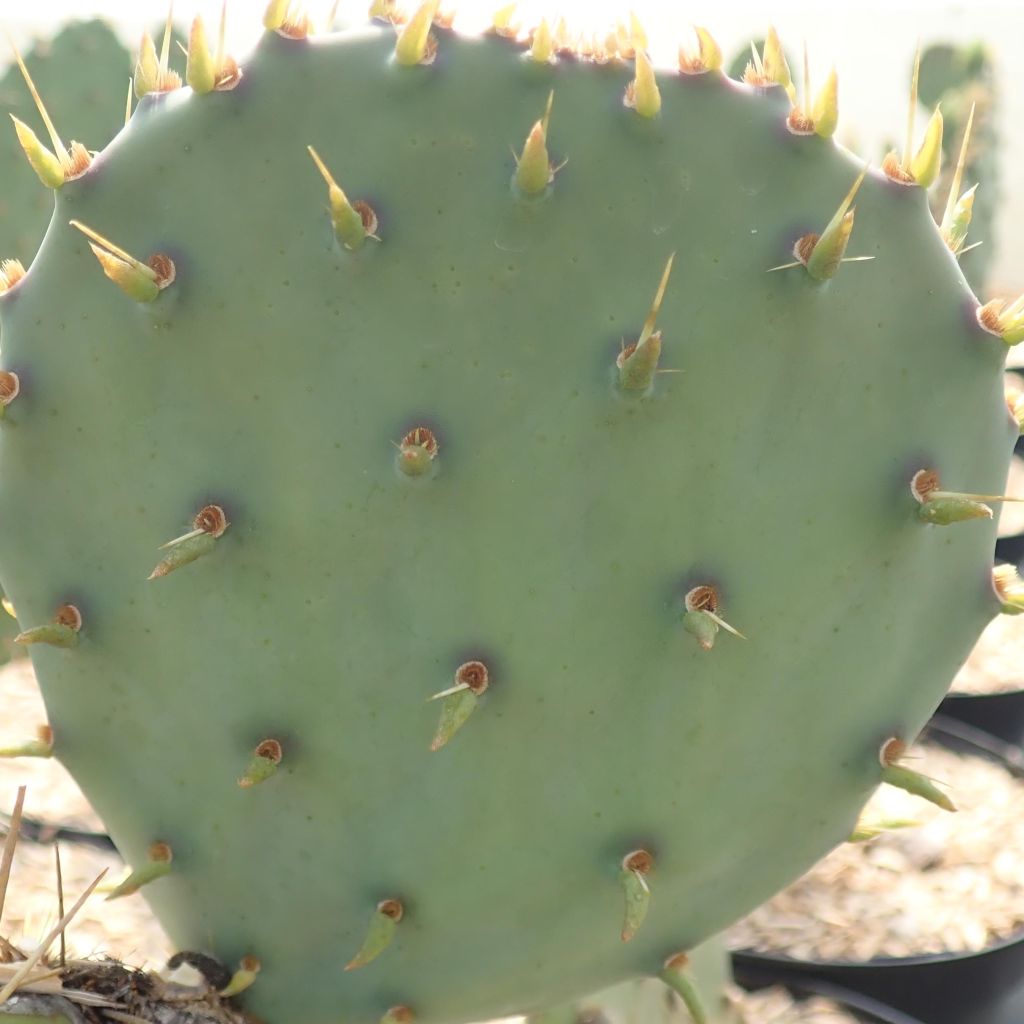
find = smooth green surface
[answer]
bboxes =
[0,25,1015,1024]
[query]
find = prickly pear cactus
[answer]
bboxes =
[0,20,129,262]
[0,6,1021,1024]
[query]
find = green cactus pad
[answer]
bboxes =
[0,21,1014,1024]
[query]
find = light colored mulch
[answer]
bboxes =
[0,659,174,971]
[729,741,1024,960]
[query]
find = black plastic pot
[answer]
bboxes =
[730,717,1024,1024]
[732,967,929,1024]
[994,531,1024,568]
[938,688,1024,747]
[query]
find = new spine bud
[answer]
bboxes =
[993,564,1024,616]
[529,19,554,64]
[187,8,241,97]
[238,739,283,787]
[910,468,1022,525]
[429,660,489,751]
[624,50,661,119]
[0,725,53,759]
[219,956,262,997]
[847,817,919,843]
[490,4,519,37]
[134,7,183,99]
[659,952,708,1024]
[307,146,379,250]
[149,504,229,580]
[395,0,440,66]
[15,604,82,649]
[263,0,311,39]
[514,91,559,197]
[787,46,838,138]
[345,898,404,970]
[381,1007,414,1024]
[678,27,722,75]
[105,841,174,899]
[1006,385,1024,433]
[940,104,977,255]
[617,253,675,392]
[682,586,744,652]
[619,849,653,942]
[879,738,956,812]
[769,167,869,280]
[6,39,91,187]
[0,259,25,294]
[744,28,795,102]
[0,371,20,420]
[883,49,943,187]
[70,221,175,303]
[395,427,438,477]
[978,294,1024,346]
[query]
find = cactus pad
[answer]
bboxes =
[0,16,1016,1024]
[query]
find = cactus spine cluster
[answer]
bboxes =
[0,4,1021,1024]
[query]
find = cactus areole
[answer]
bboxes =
[0,9,1017,1024]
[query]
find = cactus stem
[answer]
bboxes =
[395,1,440,67]
[660,953,708,1024]
[617,253,675,392]
[624,49,661,119]
[514,91,561,197]
[879,738,956,812]
[678,27,722,75]
[394,426,438,477]
[219,955,262,997]
[910,467,1022,524]
[149,504,229,579]
[619,849,653,943]
[307,145,379,249]
[15,604,82,649]
[344,898,404,970]
[430,660,489,751]
[993,564,1024,615]
[381,1006,414,1024]
[105,841,174,900]
[0,371,20,420]
[69,220,174,303]
[238,739,284,787]
[0,725,54,759]
[682,585,744,652]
